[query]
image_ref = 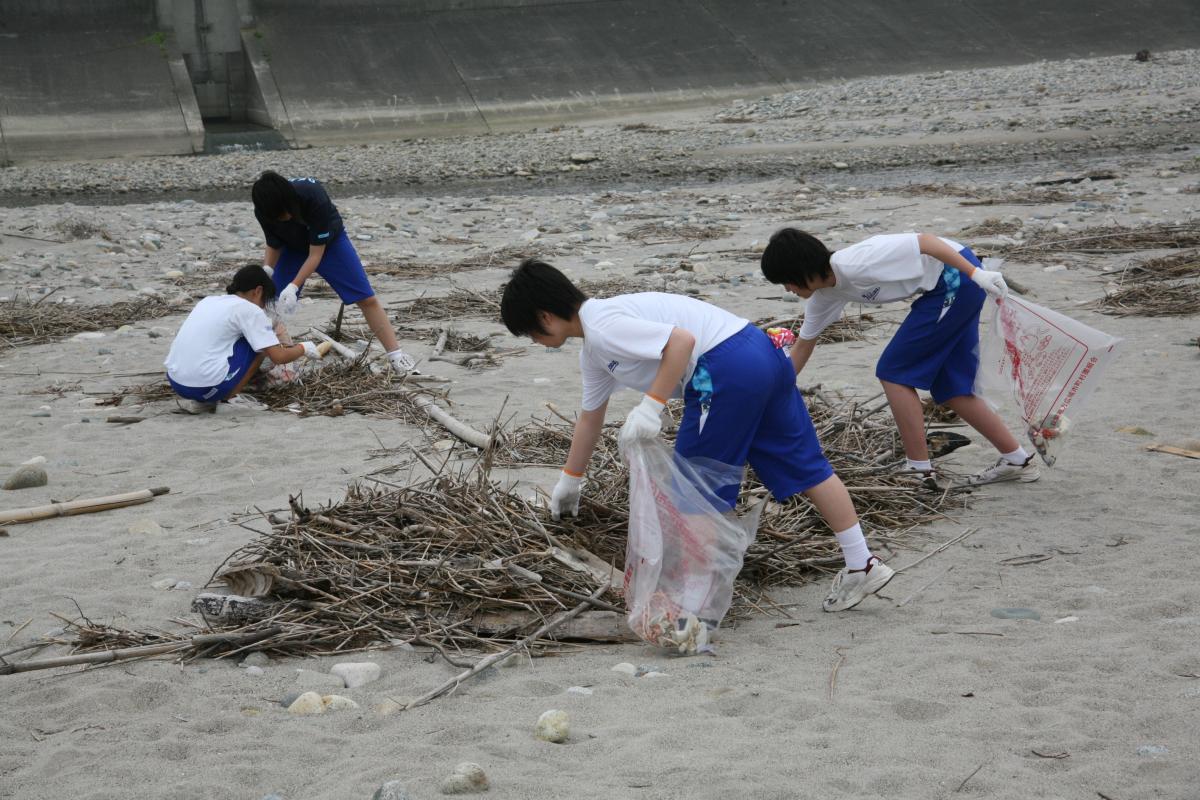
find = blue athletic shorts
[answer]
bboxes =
[272,233,375,304]
[674,325,835,510]
[169,337,259,402]
[876,246,986,404]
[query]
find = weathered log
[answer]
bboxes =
[0,487,170,526]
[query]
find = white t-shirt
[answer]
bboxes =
[164,295,280,387]
[798,233,963,340]
[577,293,747,411]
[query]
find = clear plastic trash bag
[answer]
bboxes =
[623,439,762,654]
[974,292,1121,466]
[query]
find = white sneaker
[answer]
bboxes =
[899,466,942,491]
[221,394,268,412]
[176,397,216,415]
[963,454,1041,486]
[822,557,896,613]
[387,349,420,374]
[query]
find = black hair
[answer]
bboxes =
[226,264,277,303]
[500,259,588,336]
[251,170,303,223]
[760,227,834,289]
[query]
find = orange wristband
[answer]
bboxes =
[646,392,667,405]
[562,467,584,479]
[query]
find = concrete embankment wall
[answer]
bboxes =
[2,0,1198,163]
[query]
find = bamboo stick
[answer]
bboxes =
[0,487,170,526]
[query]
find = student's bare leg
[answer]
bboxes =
[943,394,1020,453]
[880,379,929,462]
[224,354,267,399]
[356,295,400,352]
[802,473,858,533]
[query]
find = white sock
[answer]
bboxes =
[1001,446,1029,465]
[835,523,872,571]
[906,458,932,472]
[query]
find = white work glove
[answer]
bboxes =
[276,283,300,316]
[619,395,666,453]
[262,264,274,279]
[970,268,1009,299]
[549,470,583,521]
[300,341,321,360]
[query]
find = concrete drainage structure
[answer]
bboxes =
[1,0,1197,163]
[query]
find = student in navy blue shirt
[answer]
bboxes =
[252,171,417,372]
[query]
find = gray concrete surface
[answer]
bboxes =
[2,0,1198,162]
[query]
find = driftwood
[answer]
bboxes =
[0,627,279,676]
[0,487,170,526]
[404,584,608,709]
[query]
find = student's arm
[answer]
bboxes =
[918,232,1008,298]
[264,244,283,269]
[564,401,609,476]
[262,341,309,365]
[646,327,695,403]
[790,336,818,376]
[917,233,977,276]
[288,243,325,288]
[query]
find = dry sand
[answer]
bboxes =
[1,51,1199,800]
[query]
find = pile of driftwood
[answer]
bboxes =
[0,295,176,348]
[1096,249,1200,317]
[1006,222,1200,258]
[753,314,878,345]
[621,222,732,243]
[18,389,970,684]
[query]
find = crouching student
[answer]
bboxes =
[760,228,1039,487]
[165,265,321,413]
[500,259,896,614]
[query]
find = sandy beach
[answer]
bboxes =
[1,50,1198,800]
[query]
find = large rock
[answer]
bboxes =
[4,465,48,490]
[331,661,381,688]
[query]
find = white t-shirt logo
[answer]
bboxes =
[607,359,619,373]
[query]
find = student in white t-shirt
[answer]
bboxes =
[500,259,897,615]
[760,228,1039,488]
[164,265,321,413]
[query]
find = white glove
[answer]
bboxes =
[619,395,665,452]
[970,268,1009,299]
[549,470,583,520]
[300,341,321,360]
[262,264,274,279]
[276,283,300,316]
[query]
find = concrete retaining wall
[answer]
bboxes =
[2,0,1197,162]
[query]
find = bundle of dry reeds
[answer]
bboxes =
[621,222,732,243]
[1093,248,1200,317]
[752,314,878,344]
[0,295,176,348]
[397,288,501,321]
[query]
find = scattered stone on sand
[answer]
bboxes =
[439,762,489,795]
[1137,744,1169,757]
[569,152,598,164]
[127,518,164,535]
[321,694,359,711]
[610,662,638,676]
[331,661,381,688]
[373,697,411,716]
[535,709,570,743]
[4,465,48,490]
[286,692,325,715]
[245,666,265,677]
[566,686,593,696]
[150,578,178,591]
[241,651,271,668]
[373,781,413,800]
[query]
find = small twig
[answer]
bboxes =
[896,528,979,573]
[955,760,989,793]
[895,566,953,607]
[827,646,846,702]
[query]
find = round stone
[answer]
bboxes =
[439,762,489,795]
[535,709,569,743]
[4,465,48,490]
[372,781,413,800]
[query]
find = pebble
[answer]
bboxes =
[4,465,48,490]
[439,762,489,795]
[321,694,359,711]
[1136,744,1169,757]
[331,661,381,688]
[535,709,570,743]
[373,697,410,716]
[286,691,325,715]
[565,686,593,696]
[372,781,413,800]
[70,331,105,341]
[245,666,265,677]
[570,152,599,164]
[151,578,178,590]
[990,607,1041,621]
[128,518,164,535]
[242,651,272,668]
[1054,616,1079,624]
[610,662,638,676]
[259,795,286,800]
[29,409,51,418]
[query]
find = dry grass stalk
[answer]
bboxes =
[1116,250,1200,283]
[621,222,732,243]
[1006,223,1200,257]
[752,315,877,344]
[1095,282,1200,317]
[398,289,501,322]
[0,295,176,348]
[959,218,1023,237]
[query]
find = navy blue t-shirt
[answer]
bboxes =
[255,177,344,253]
